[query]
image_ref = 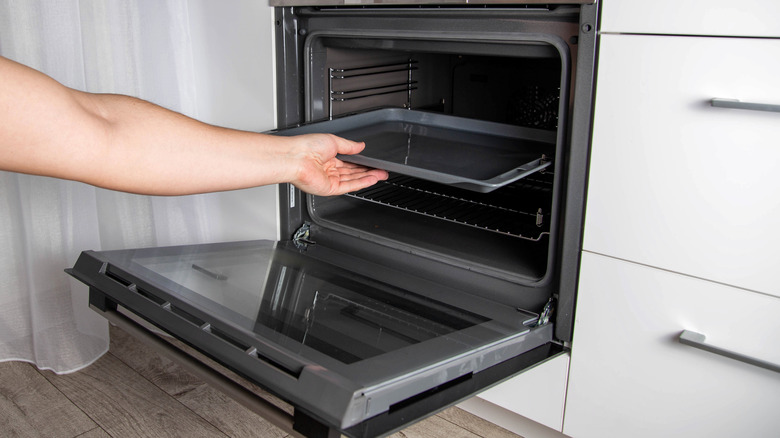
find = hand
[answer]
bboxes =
[288,133,388,196]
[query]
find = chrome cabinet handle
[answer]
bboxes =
[711,98,780,113]
[679,330,780,374]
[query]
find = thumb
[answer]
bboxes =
[333,136,366,156]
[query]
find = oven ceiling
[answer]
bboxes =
[269,0,594,6]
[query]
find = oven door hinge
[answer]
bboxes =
[536,208,545,228]
[535,297,555,327]
[539,154,551,173]
[293,222,316,250]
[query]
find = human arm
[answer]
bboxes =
[0,56,387,196]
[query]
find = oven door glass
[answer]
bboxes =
[68,239,554,431]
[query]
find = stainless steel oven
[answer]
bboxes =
[67,2,598,437]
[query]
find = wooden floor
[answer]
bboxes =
[0,325,522,438]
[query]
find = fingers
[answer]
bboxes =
[330,135,366,156]
[293,134,386,196]
[337,163,388,181]
[321,163,388,196]
[340,169,389,184]
[329,174,384,195]
[336,162,388,181]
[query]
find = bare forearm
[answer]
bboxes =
[78,93,297,195]
[1,56,386,196]
[1,57,292,195]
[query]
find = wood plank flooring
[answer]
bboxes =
[0,325,522,438]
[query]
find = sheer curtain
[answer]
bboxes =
[0,0,277,373]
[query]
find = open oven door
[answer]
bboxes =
[67,238,562,437]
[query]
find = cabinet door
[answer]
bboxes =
[564,252,780,438]
[584,35,780,297]
[600,0,780,38]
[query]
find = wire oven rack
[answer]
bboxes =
[347,173,553,241]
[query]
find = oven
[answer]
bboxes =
[67,2,598,437]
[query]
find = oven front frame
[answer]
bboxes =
[275,4,599,342]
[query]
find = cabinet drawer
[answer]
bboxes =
[600,0,780,38]
[584,34,780,297]
[564,252,780,438]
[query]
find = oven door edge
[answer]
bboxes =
[91,299,564,438]
[345,341,565,438]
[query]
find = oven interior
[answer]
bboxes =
[278,7,582,321]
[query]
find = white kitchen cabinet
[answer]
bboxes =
[474,354,570,432]
[583,34,780,297]
[600,0,780,38]
[563,251,780,438]
[568,7,780,434]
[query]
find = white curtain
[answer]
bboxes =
[0,0,277,373]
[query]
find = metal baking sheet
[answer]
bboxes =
[273,108,555,193]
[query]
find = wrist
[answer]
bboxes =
[273,134,314,187]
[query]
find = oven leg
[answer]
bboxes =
[293,410,341,438]
[89,287,117,312]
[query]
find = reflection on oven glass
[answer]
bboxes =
[136,244,488,364]
[138,252,270,322]
[257,261,489,364]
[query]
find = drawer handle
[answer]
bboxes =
[678,330,780,374]
[710,98,780,113]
